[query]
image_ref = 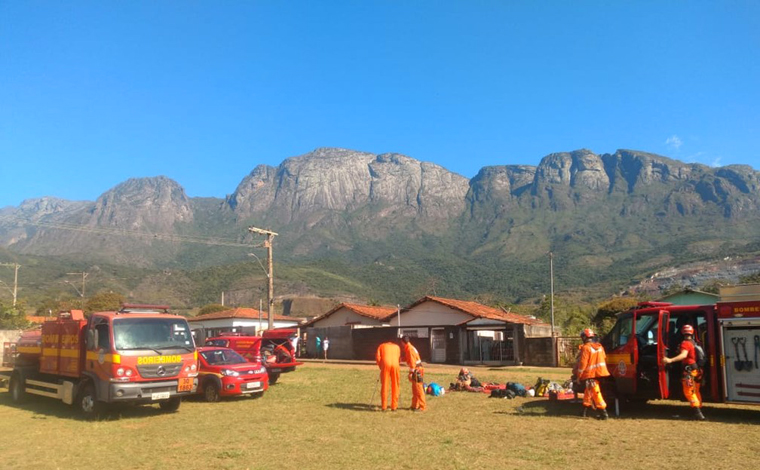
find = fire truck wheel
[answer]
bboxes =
[78,382,104,418]
[268,372,280,385]
[159,397,181,412]
[203,382,220,402]
[9,373,26,404]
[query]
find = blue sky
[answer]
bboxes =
[1,1,758,207]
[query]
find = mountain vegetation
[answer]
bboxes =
[1,147,759,330]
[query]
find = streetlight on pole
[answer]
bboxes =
[0,263,20,307]
[248,226,278,331]
[65,272,89,308]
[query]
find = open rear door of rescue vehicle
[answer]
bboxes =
[657,310,670,399]
[604,312,637,395]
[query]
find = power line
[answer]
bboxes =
[0,216,254,248]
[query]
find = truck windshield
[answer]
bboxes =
[113,317,194,351]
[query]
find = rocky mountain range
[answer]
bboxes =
[1,147,759,307]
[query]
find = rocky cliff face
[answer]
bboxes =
[0,176,194,262]
[1,147,759,272]
[227,147,470,224]
[89,176,194,231]
[465,149,760,219]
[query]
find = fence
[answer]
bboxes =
[556,336,583,367]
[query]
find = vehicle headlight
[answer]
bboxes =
[256,367,267,374]
[221,370,240,377]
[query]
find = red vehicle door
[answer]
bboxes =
[657,310,670,399]
[604,313,637,395]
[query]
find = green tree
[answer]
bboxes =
[198,304,228,316]
[593,297,639,336]
[85,291,126,314]
[532,296,595,336]
[0,302,29,329]
[34,297,78,317]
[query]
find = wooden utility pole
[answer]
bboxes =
[0,262,20,307]
[248,226,278,331]
[549,252,557,367]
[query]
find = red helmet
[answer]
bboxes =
[581,328,595,339]
[681,325,694,335]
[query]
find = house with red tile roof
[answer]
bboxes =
[188,307,304,339]
[385,296,551,365]
[304,303,397,328]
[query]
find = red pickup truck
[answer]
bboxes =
[205,329,302,384]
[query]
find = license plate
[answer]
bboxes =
[177,377,193,392]
[151,392,170,400]
[246,381,261,389]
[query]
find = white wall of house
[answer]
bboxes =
[311,307,385,328]
[399,301,471,326]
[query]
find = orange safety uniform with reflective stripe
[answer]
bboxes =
[679,340,702,408]
[403,341,426,411]
[376,342,401,411]
[576,342,610,380]
[576,341,610,410]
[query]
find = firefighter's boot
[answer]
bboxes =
[581,407,589,418]
[597,409,609,420]
[693,408,706,421]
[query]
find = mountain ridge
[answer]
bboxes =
[1,147,759,307]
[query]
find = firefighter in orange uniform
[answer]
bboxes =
[573,328,610,420]
[375,341,401,411]
[402,335,426,412]
[663,324,705,421]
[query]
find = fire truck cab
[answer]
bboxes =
[5,304,199,417]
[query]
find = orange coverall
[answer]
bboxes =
[404,341,426,411]
[376,342,401,411]
[678,340,703,408]
[575,341,610,410]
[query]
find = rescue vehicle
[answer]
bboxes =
[0,304,199,417]
[196,346,268,401]
[601,285,760,407]
[204,329,302,384]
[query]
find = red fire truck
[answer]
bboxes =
[1,304,199,417]
[601,291,760,406]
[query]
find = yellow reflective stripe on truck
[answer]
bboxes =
[42,348,81,358]
[85,351,121,364]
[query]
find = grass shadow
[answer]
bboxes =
[510,398,760,423]
[0,392,175,421]
[327,402,383,412]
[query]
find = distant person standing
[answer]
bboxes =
[315,336,321,359]
[402,335,426,412]
[573,328,610,420]
[375,341,401,411]
[323,337,330,361]
[663,325,706,421]
[290,334,299,358]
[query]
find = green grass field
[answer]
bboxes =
[2,363,760,469]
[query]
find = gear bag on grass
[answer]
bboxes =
[507,382,527,397]
[426,383,444,396]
